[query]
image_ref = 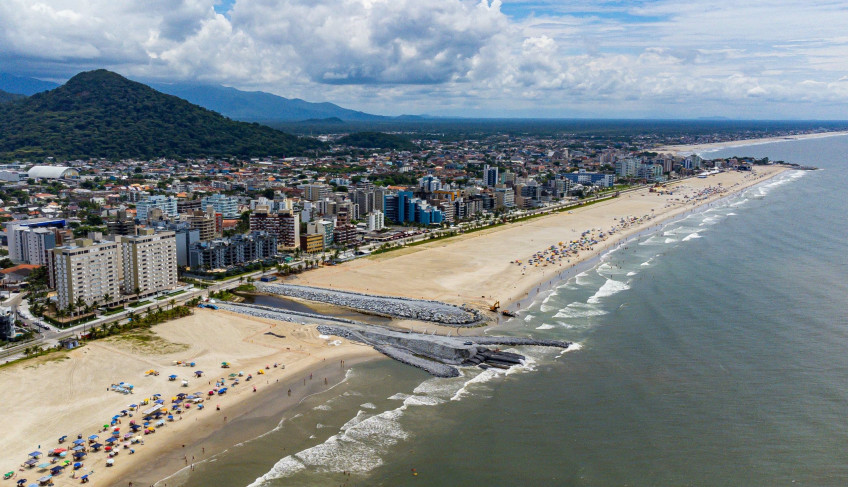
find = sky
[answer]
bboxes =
[1,0,847,119]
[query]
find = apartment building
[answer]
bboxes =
[51,238,122,310]
[118,229,178,297]
[200,193,239,218]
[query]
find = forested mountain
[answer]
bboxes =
[0,70,324,160]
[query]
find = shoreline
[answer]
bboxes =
[292,166,788,322]
[654,130,848,156]
[123,353,380,487]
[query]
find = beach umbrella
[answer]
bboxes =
[16,479,25,485]
[72,446,84,451]
[87,435,98,440]
[73,439,84,445]
[155,399,164,404]
[73,463,82,469]
[58,452,67,458]
[28,451,42,458]
[38,476,52,482]
[36,463,49,470]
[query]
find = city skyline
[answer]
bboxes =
[1,0,847,119]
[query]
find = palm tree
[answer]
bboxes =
[76,297,86,315]
[134,287,141,298]
[103,293,112,307]
[169,299,176,310]
[67,303,76,318]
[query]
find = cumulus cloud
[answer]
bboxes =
[1,0,848,117]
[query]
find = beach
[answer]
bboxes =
[0,165,790,487]
[654,130,848,155]
[0,310,378,487]
[294,166,787,312]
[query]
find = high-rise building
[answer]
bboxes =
[200,194,239,218]
[188,232,277,270]
[6,218,66,264]
[249,208,300,249]
[51,238,122,310]
[383,191,444,225]
[483,164,499,187]
[106,210,137,236]
[303,183,331,202]
[366,210,385,232]
[0,307,16,341]
[188,210,218,241]
[118,229,178,297]
[136,195,178,221]
[307,220,334,247]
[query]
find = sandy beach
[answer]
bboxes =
[0,165,791,487]
[0,310,378,487]
[655,130,848,156]
[294,166,787,313]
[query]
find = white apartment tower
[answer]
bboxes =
[119,229,178,297]
[52,239,122,310]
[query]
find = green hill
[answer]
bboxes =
[337,131,417,150]
[0,70,324,160]
[0,89,24,103]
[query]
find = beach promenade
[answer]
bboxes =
[0,165,788,487]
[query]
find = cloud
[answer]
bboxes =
[1,0,848,117]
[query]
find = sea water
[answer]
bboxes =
[172,135,848,486]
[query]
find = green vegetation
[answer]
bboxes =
[128,300,152,308]
[0,89,24,103]
[337,131,417,150]
[0,70,325,160]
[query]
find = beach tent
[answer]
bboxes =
[36,463,49,470]
[71,446,84,451]
[90,443,103,451]
[37,475,52,485]
[88,435,98,440]
[195,371,203,377]
[16,479,26,485]
[73,439,84,445]
[73,463,83,469]
[28,451,42,458]
[23,459,37,467]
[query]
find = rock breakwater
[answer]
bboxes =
[254,283,483,325]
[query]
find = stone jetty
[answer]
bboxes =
[212,302,571,377]
[254,283,483,325]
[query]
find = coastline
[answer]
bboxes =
[0,158,799,487]
[293,165,789,315]
[654,130,848,156]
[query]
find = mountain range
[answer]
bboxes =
[0,70,324,160]
[0,72,389,123]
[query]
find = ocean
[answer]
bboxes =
[168,135,848,487]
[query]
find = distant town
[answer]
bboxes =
[0,127,817,351]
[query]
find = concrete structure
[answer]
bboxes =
[332,224,358,246]
[307,220,334,248]
[303,183,331,202]
[6,218,66,265]
[51,238,122,310]
[136,195,178,221]
[366,210,385,232]
[27,166,79,180]
[249,208,301,249]
[494,187,515,209]
[384,191,444,225]
[188,231,277,270]
[187,210,218,241]
[106,210,137,236]
[118,229,178,297]
[483,164,499,187]
[200,193,239,218]
[0,306,15,340]
[615,158,639,179]
[562,170,615,188]
[300,233,324,253]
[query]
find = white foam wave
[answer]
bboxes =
[451,368,502,401]
[554,303,608,318]
[626,271,637,276]
[313,404,331,411]
[682,232,701,241]
[587,279,630,304]
[360,402,376,410]
[557,342,583,357]
[664,238,676,243]
[523,313,535,322]
[727,212,737,216]
[535,324,555,330]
